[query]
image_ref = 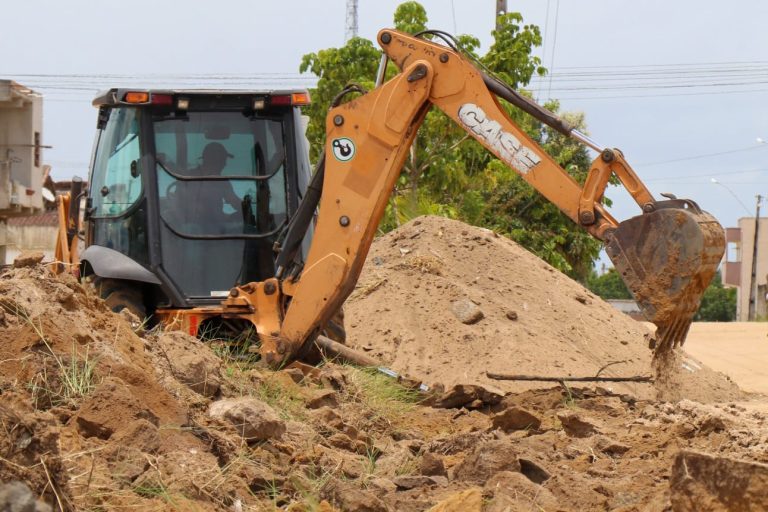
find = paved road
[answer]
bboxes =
[685,322,768,395]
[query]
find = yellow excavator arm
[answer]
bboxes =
[228,29,724,366]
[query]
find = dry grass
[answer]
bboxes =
[394,254,443,275]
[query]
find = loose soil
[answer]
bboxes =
[345,216,742,403]
[0,217,765,511]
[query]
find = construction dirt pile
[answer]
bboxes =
[346,215,742,403]
[0,219,766,511]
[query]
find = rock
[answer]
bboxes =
[318,366,347,390]
[505,310,518,320]
[698,414,728,434]
[483,471,560,512]
[245,465,286,492]
[156,332,222,397]
[0,480,52,512]
[110,419,161,454]
[451,299,484,324]
[433,384,503,409]
[327,432,355,452]
[105,445,150,483]
[310,406,344,429]
[392,475,443,490]
[13,251,44,268]
[136,449,223,500]
[420,452,447,477]
[282,367,305,384]
[426,487,483,512]
[491,407,541,432]
[367,478,398,495]
[670,450,768,511]
[574,293,590,305]
[306,389,339,409]
[208,397,286,442]
[453,439,521,483]
[118,308,142,331]
[75,377,159,440]
[557,411,601,438]
[593,435,631,456]
[324,478,389,512]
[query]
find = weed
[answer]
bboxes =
[205,324,261,364]
[342,366,421,424]
[6,300,101,407]
[255,375,307,422]
[395,455,420,476]
[290,463,336,511]
[560,381,577,408]
[363,445,381,475]
[132,481,178,505]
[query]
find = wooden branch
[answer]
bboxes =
[416,134,471,174]
[314,335,381,367]
[595,360,628,377]
[486,372,653,383]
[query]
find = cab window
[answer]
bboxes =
[90,108,142,217]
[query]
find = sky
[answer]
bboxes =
[2,0,768,236]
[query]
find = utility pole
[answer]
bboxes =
[748,194,762,321]
[495,0,507,31]
[345,0,358,42]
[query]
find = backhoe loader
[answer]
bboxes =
[56,29,725,366]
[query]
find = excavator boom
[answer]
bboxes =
[257,29,725,365]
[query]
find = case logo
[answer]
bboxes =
[332,137,356,162]
[458,103,541,174]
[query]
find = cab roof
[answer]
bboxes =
[92,88,310,108]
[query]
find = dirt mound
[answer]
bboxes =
[345,216,742,403]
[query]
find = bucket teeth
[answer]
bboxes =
[655,316,693,353]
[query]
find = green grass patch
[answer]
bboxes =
[342,366,421,423]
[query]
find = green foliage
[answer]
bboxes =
[299,38,380,161]
[586,268,632,300]
[694,271,737,322]
[485,12,547,88]
[393,1,428,34]
[299,2,604,279]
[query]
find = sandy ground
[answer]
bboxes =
[684,322,768,395]
[346,216,742,403]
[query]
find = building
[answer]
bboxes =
[0,80,45,262]
[605,299,644,321]
[2,177,88,265]
[722,217,768,321]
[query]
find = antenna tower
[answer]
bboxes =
[495,0,508,30]
[345,0,359,42]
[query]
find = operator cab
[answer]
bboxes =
[83,88,313,312]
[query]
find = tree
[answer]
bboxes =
[694,272,736,322]
[299,38,381,162]
[586,268,632,300]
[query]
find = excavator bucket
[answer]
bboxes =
[605,199,725,353]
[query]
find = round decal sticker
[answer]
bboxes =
[332,137,356,162]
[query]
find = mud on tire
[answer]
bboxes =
[91,277,147,319]
[322,307,346,344]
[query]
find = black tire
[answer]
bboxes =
[322,307,346,344]
[92,277,147,319]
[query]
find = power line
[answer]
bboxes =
[637,144,768,167]
[545,0,560,101]
[644,167,768,183]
